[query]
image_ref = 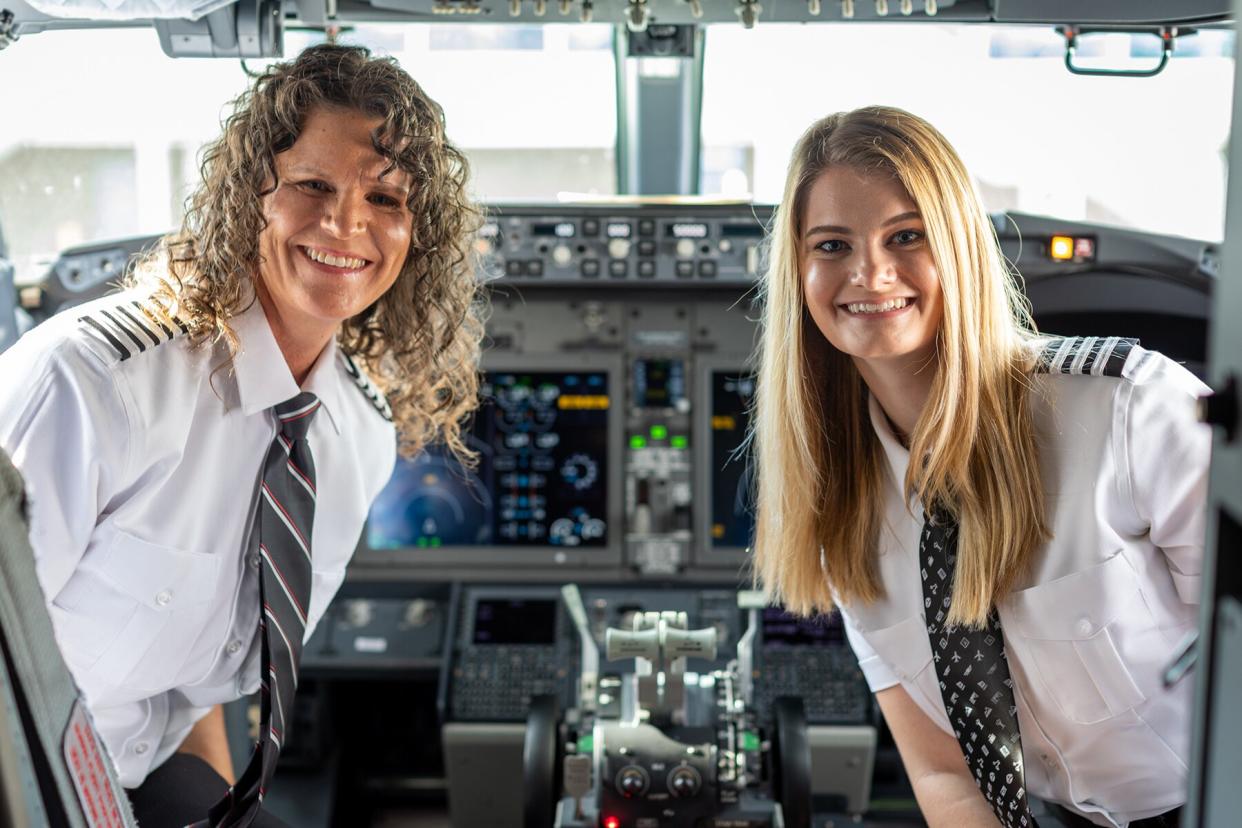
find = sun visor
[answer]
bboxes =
[22,0,232,19]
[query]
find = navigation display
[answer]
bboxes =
[761,607,845,649]
[709,371,755,549]
[367,371,610,550]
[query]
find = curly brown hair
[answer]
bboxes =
[129,43,485,461]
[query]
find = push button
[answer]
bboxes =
[609,260,628,278]
[638,261,656,278]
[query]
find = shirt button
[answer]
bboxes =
[133,742,149,755]
[1075,618,1094,636]
[155,590,172,606]
[226,640,242,655]
[250,554,261,569]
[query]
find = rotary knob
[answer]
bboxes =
[667,766,701,798]
[552,244,574,268]
[675,238,696,259]
[616,765,649,798]
[608,238,631,259]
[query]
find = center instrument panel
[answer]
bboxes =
[357,203,775,579]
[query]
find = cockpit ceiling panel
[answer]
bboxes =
[3,0,1231,38]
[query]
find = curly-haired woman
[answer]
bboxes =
[0,44,484,827]
[751,107,1207,828]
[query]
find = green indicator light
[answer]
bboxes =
[431,537,442,548]
[671,435,688,449]
[417,537,429,548]
[577,734,594,753]
[630,435,647,449]
[741,731,760,751]
[650,424,668,440]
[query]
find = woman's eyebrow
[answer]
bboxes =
[804,210,922,238]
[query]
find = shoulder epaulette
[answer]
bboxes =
[341,353,393,422]
[1038,335,1137,378]
[77,297,188,362]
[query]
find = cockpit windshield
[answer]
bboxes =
[701,24,1235,242]
[0,23,618,282]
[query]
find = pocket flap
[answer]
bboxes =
[96,530,220,610]
[1003,551,1138,640]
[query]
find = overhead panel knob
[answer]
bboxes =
[608,238,632,259]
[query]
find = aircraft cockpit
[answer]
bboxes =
[1,1,1240,826]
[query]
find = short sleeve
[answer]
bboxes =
[838,604,901,693]
[1121,354,1212,605]
[0,339,132,600]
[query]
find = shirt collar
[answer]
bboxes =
[231,297,344,435]
[868,390,911,496]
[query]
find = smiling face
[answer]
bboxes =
[801,165,943,375]
[256,105,413,360]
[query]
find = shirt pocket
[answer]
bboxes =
[52,529,221,696]
[863,613,951,732]
[1002,551,1147,725]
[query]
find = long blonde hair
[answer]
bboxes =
[751,106,1048,628]
[127,44,485,462]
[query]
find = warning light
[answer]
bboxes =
[630,435,647,449]
[1049,235,1074,261]
[650,424,668,441]
[603,818,621,828]
[1074,236,1096,261]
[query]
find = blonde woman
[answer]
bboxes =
[752,106,1207,828]
[0,45,483,826]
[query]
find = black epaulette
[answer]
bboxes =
[1038,336,1138,378]
[77,297,188,362]
[341,353,393,422]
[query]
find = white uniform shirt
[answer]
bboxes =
[0,291,397,787]
[838,343,1210,828]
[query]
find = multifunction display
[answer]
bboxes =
[472,599,559,645]
[760,608,846,648]
[709,371,756,549]
[368,371,610,550]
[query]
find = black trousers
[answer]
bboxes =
[1051,802,1182,828]
[125,753,290,828]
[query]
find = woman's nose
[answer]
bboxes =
[849,247,898,290]
[323,192,367,237]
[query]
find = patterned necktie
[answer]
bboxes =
[200,392,320,828]
[921,508,1035,828]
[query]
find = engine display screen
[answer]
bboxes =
[761,607,845,649]
[472,599,558,645]
[633,358,686,410]
[709,371,755,549]
[367,371,610,550]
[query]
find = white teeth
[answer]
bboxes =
[304,247,366,270]
[846,297,912,315]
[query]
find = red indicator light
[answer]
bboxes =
[603,818,621,828]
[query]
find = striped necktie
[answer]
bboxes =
[921,508,1036,828]
[201,392,320,828]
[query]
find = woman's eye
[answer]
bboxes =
[892,229,923,245]
[818,239,848,254]
[370,194,401,208]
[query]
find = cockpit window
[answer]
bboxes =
[701,24,1235,242]
[0,23,618,283]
